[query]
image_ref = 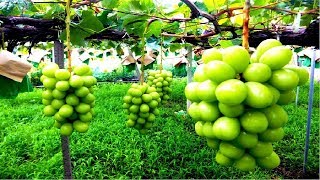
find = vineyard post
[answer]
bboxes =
[53,40,64,68]
[186,45,193,109]
[53,37,73,180]
[302,48,316,174]
[53,40,73,179]
[58,0,73,179]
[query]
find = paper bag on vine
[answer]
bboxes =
[0,50,32,82]
[137,54,155,66]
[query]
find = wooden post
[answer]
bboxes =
[54,40,73,179]
[54,40,64,69]
[61,135,73,179]
[186,45,193,109]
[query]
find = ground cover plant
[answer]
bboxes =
[0,78,318,179]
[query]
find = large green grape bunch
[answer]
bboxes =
[41,63,97,136]
[185,39,309,171]
[123,83,161,134]
[146,70,173,103]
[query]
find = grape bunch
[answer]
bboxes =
[41,63,97,136]
[123,83,161,134]
[185,39,309,171]
[147,70,173,103]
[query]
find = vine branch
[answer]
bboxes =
[180,0,221,33]
[215,3,319,18]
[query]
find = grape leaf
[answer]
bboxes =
[60,27,88,46]
[219,40,233,48]
[204,0,226,12]
[231,38,242,46]
[97,10,114,26]
[203,0,215,12]
[0,0,33,16]
[126,21,148,37]
[300,14,313,26]
[80,10,104,32]
[169,43,182,52]
[145,20,163,38]
[194,1,208,12]
[252,0,269,6]
[43,4,65,19]
[282,15,294,24]
[122,14,147,26]
[131,42,144,56]
[60,10,104,46]
[116,44,124,56]
[208,35,220,46]
[140,0,156,13]
[102,0,119,9]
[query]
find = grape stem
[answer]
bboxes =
[159,34,163,72]
[139,19,159,85]
[66,0,72,72]
[242,0,250,50]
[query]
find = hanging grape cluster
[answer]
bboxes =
[123,83,161,134]
[41,63,97,136]
[185,39,309,171]
[146,70,173,103]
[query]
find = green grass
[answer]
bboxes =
[0,78,319,179]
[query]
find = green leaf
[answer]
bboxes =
[0,75,33,99]
[208,36,220,46]
[60,27,88,46]
[102,0,119,9]
[126,21,148,37]
[164,4,190,18]
[204,0,226,12]
[145,20,163,38]
[169,43,182,52]
[194,2,208,12]
[0,0,32,16]
[203,0,215,12]
[300,15,313,26]
[231,38,242,46]
[219,40,233,48]
[282,15,294,24]
[61,9,105,46]
[163,37,175,47]
[163,21,181,33]
[118,0,155,15]
[106,41,117,48]
[140,0,155,12]
[43,4,65,19]
[80,10,104,32]
[122,14,147,26]
[252,0,269,6]
[131,42,144,56]
[116,44,124,55]
[97,10,113,26]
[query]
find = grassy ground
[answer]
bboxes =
[0,78,319,179]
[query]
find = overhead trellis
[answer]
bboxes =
[0,0,319,52]
[0,16,64,51]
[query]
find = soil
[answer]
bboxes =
[272,166,319,179]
